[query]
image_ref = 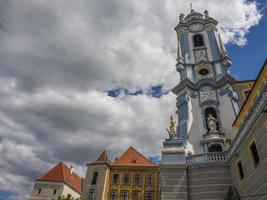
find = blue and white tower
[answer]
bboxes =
[162,9,240,163]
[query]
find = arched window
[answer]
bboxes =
[208,144,222,152]
[193,34,204,47]
[205,107,219,131]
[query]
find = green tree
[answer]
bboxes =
[57,194,85,200]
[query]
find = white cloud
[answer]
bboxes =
[0,0,262,198]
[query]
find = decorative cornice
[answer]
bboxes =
[172,74,236,95]
[233,60,267,127]
[228,88,267,159]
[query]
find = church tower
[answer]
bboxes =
[162,9,240,162]
[160,9,242,200]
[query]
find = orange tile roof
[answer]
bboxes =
[112,146,157,167]
[91,150,109,164]
[38,161,82,194]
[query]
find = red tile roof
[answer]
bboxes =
[38,161,82,193]
[90,150,109,164]
[112,146,157,167]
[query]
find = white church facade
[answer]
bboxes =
[160,9,267,200]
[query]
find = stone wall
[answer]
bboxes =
[160,164,232,200]
[160,165,187,200]
[29,181,80,200]
[230,111,267,199]
[187,164,232,200]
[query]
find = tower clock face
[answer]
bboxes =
[189,23,204,32]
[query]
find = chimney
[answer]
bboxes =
[70,165,74,174]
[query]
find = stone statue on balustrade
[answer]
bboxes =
[166,115,177,139]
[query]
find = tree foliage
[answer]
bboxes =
[57,194,86,200]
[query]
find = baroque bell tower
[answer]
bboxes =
[161,9,240,163]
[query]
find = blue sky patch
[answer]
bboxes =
[0,189,12,200]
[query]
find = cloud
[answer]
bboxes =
[0,82,176,198]
[0,0,262,198]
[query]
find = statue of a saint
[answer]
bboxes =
[204,10,209,18]
[179,13,184,21]
[166,115,177,139]
[207,114,218,132]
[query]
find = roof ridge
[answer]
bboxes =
[60,161,66,181]
[128,146,156,165]
[112,146,157,166]
[90,150,109,165]
[38,161,82,193]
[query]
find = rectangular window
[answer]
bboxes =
[145,192,153,200]
[38,188,42,194]
[91,172,98,185]
[53,189,57,195]
[121,191,128,200]
[249,141,260,166]
[89,189,95,199]
[146,174,153,185]
[132,192,140,200]
[112,174,119,184]
[123,174,129,185]
[110,191,117,200]
[134,174,141,185]
[237,160,244,180]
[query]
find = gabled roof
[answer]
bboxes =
[88,150,110,165]
[38,161,82,194]
[112,146,157,167]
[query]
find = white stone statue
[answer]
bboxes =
[179,13,184,21]
[166,115,177,139]
[207,114,218,132]
[204,10,209,18]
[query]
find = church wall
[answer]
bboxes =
[214,63,223,79]
[179,34,190,63]
[218,92,237,140]
[207,30,220,61]
[82,164,110,200]
[203,31,213,61]
[187,32,195,64]
[230,112,267,199]
[187,96,205,154]
[187,164,232,200]
[160,165,188,200]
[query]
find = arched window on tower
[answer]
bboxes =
[205,107,219,132]
[193,34,204,47]
[208,143,222,152]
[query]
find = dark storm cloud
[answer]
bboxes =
[0,0,125,92]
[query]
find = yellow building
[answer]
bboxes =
[82,146,159,200]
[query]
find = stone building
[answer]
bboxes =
[82,146,159,200]
[160,8,267,200]
[29,161,83,200]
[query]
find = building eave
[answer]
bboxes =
[233,59,267,127]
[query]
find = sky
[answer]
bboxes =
[0,0,266,199]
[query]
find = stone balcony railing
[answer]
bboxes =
[186,152,229,164]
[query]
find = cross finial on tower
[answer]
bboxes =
[190,3,193,12]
